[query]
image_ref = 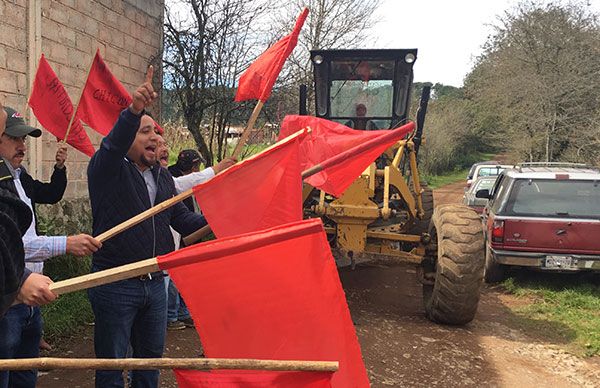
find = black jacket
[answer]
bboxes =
[0,158,66,233]
[19,165,67,207]
[87,109,206,270]
[19,165,67,234]
[0,159,32,318]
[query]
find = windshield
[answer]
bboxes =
[505,179,600,218]
[473,178,495,192]
[329,59,394,127]
[477,166,505,178]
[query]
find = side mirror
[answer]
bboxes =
[475,189,490,199]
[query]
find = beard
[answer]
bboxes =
[140,154,156,167]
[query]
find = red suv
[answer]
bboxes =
[477,163,600,282]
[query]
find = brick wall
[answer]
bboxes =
[0,0,164,198]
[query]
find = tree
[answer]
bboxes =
[464,1,600,163]
[265,0,382,117]
[163,0,267,164]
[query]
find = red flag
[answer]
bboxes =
[280,115,415,197]
[192,131,306,238]
[28,55,95,157]
[174,370,333,388]
[157,219,370,388]
[235,8,308,102]
[77,49,132,136]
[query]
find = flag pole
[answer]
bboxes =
[94,128,308,243]
[230,100,264,159]
[51,219,324,295]
[181,150,322,246]
[60,53,96,144]
[60,108,78,144]
[182,123,415,245]
[0,357,338,372]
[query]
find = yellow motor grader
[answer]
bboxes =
[299,49,485,325]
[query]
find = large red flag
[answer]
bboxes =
[175,370,333,388]
[192,131,306,238]
[157,218,370,388]
[234,8,308,102]
[280,115,415,197]
[28,55,95,157]
[77,49,133,136]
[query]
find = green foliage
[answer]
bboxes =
[502,274,600,356]
[41,291,93,339]
[36,201,94,337]
[464,2,600,163]
[421,168,470,189]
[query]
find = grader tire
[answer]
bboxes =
[423,204,485,325]
[407,182,434,235]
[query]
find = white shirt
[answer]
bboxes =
[170,167,215,250]
[9,165,67,274]
[173,168,215,193]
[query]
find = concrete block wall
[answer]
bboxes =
[0,0,164,198]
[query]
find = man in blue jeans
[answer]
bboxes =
[87,68,206,388]
[0,106,99,388]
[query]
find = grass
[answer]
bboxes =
[41,291,93,339]
[501,274,600,356]
[422,168,469,189]
[420,152,496,189]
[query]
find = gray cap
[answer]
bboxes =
[3,107,41,138]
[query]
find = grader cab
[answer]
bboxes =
[300,49,485,325]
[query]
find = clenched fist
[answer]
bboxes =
[17,273,57,307]
[212,157,237,174]
[55,143,68,169]
[66,234,102,257]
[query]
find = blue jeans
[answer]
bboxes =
[0,304,42,388]
[167,278,190,322]
[88,274,167,388]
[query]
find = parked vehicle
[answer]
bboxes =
[466,161,498,184]
[462,177,496,213]
[477,162,600,282]
[467,163,511,188]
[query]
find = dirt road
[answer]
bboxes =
[38,181,599,387]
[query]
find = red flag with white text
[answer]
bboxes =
[279,115,414,196]
[156,219,369,388]
[234,8,308,102]
[77,49,132,136]
[28,55,95,157]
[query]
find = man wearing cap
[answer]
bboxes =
[0,101,56,320]
[0,106,99,388]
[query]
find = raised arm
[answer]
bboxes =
[88,67,158,187]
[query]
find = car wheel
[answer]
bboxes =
[483,246,506,283]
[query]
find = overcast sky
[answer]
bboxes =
[371,0,600,87]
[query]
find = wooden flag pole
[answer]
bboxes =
[93,128,308,244]
[181,166,315,246]
[182,123,414,245]
[182,135,320,246]
[61,55,96,144]
[0,357,338,372]
[94,189,195,243]
[60,108,78,144]
[181,163,319,246]
[51,215,323,296]
[49,257,159,295]
[231,100,264,159]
